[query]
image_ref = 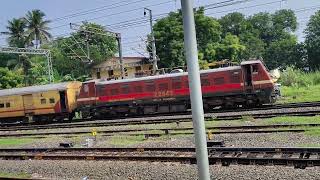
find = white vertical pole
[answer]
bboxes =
[180,0,210,180]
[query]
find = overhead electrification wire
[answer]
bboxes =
[51,0,149,23]
[50,0,173,30]
[206,0,283,15]
[203,0,254,10]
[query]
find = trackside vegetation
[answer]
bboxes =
[279,67,320,103]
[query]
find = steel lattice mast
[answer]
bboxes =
[0,47,54,83]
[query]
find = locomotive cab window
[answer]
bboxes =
[252,65,259,74]
[41,98,46,104]
[5,103,10,108]
[49,98,55,104]
[0,103,4,108]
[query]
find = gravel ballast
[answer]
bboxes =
[2,132,320,148]
[0,160,319,180]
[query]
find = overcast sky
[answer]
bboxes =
[0,0,319,56]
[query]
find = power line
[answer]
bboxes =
[50,0,149,23]
[50,0,173,30]
[206,0,282,15]
[203,0,255,10]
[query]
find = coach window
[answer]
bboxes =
[159,83,168,91]
[121,85,130,94]
[134,86,142,92]
[5,103,10,108]
[185,81,189,88]
[201,79,210,86]
[172,82,181,89]
[98,86,105,95]
[230,71,240,83]
[214,77,225,85]
[111,89,118,95]
[41,98,46,104]
[146,84,155,92]
[49,98,55,104]
[0,103,4,108]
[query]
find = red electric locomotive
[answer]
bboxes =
[77,60,276,118]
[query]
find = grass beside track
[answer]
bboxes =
[261,116,320,125]
[108,135,145,146]
[0,138,35,147]
[279,85,320,103]
[0,172,31,179]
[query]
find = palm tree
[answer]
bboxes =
[24,10,52,48]
[2,18,27,48]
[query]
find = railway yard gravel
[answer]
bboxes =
[0,160,319,180]
[1,107,320,179]
[3,132,320,148]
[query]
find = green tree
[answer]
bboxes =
[305,10,320,70]
[0,68,23,89]
[2,18,27,48]
[153,8,222,68]
[218,12,249,36]
[216,33,246,62]
[50,23,117,78]
[272,9,297,35]
[264,35,298,69]
[247,10,297,45]
[28,56,50,85]
[24,9,51,48]
[239,32,265,60]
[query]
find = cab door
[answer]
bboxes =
[22,94,34,114]
[242,64,254,93]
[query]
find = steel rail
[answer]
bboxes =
[0,147,319,169]
[1,108,320,132]
[1,101,320,128]
[0,123,318,137]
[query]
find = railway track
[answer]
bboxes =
[0,123,318,138]
[0,147,319,169]
[1,101,320,129]
[1,105,320,132]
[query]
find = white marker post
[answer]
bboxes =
[180,0,210,179]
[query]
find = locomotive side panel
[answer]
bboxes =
[77,60,276,118]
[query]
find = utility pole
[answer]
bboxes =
[85,33,90,61]
[180,0,210,180]
[144,8,158,75]
[70,23,125,79]
[116,33,125,79]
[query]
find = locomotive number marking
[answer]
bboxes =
[154,91,173,97]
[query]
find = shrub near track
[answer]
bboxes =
[279,67,320,103]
